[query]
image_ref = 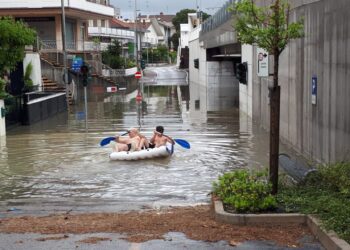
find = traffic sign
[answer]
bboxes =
[135,71,142,79]
[107,86,118,93]
[72,57,83,72]
[136,91,142,102]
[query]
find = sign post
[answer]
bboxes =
[80,64,89,131]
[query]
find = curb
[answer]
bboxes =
[213,200,350,250]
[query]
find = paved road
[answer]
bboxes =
[0,232,323,250]
[141,65,188,86]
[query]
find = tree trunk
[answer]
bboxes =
[269,53,280,195]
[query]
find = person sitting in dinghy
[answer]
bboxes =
[114,128,149,152]
[149,126,175,148]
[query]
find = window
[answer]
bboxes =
[194,58,199,69]
[195,100,200,110]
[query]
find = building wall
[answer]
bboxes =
[252,0,350,163]
[207,61,238,111]
[189,27,207,119]
[23,53,42,88]
[240,44,253,118]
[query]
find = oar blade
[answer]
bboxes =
[100,136,116,147]
[174,139,190,149]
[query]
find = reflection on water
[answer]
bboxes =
[0,83,271,206]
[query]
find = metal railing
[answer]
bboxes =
[200,0,236,35]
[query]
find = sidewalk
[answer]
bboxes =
[0,203,325,250]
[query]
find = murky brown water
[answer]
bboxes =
[0,81,271,207]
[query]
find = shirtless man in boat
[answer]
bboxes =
[114,128,149,152]
[149,126,175,148]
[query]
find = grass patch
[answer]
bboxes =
[277,162,350,243]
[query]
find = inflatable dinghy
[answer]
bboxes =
[109,143,174,161]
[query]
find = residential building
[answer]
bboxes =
[0,0,114,52]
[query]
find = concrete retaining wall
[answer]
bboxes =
[252,0,350,163]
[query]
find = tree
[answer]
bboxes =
[172,9,210,32]
[172,9,210,50]
[0,17,36,98]
[0,17,36,76]
[102,40,125,69]
[232,0,304,194]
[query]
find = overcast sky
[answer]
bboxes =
[110,0,229,19]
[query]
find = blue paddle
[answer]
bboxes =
[173,139,191,149]
[100,132,128,147]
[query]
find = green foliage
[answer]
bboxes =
[172,9,210,32]
[171,9,210,50]
[0,16,36,75]
[169,51,177,64]
[126,59,136,68]
[316,163,350,195]
[277,162,350,243]
[231,0,304,55]
[142,45,170,63]
[172,9,197,32]
[102,40,125,69]
[212,169,277,213]
[23,62,34,92]
[171,32,180,50]
[0,78,6,99]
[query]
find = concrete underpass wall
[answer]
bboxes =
[252,0,350,163]
[240,44,253,118]
[189,26,208,119]
[207,61,238,111]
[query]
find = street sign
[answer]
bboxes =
[136,91,142,102]
[257,48,268,77]
[72,57,83,72]
[135,71,142,79]
[107,86,118,93]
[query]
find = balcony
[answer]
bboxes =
[88,27,135,40]
[0,0,114,17]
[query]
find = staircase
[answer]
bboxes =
[42,77,65,92]
[41,77,75,105]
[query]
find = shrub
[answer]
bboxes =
[212,169,277,213]
[23,62,34,92]
[316,162,350,196]
[278,162,350,243]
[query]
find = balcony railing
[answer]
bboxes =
[88,27,135,39]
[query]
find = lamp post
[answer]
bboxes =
[61,0,68,90]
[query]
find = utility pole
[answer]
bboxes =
[61,0,68,94]
[134,0,137,66]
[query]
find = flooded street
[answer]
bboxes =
[0,77,272,210]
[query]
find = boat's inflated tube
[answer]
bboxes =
[109,143,174,161]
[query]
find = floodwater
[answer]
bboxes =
[0,81,272,209]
